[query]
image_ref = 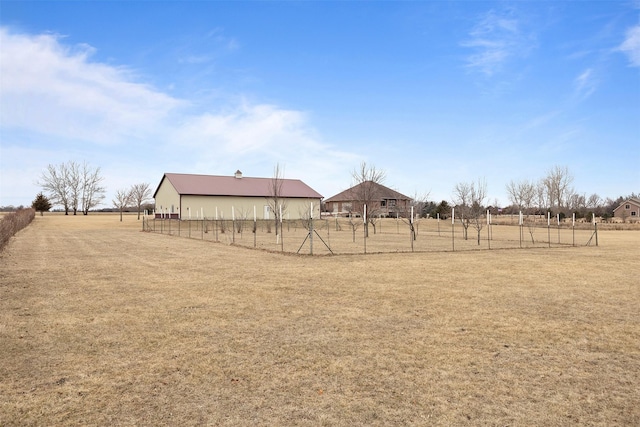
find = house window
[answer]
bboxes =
[632,211,637,216]
[381,200,386,207]
[626,204,630,209]
[388,199,396,207]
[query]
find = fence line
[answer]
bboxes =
[142,216,600,256]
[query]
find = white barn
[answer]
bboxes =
[153,171,323,220]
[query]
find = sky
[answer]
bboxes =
[1,1,639,209]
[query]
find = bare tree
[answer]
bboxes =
[130,183,152,220]
[587,193,601,210]
[506,179,536,218]
[351,162,386,237]
[453,179,487,245]
[402,192,431,241]
[113,188,133,222]
[535,179,549,214]
[39,161,105,215]
[266,164,287,239]
[568,193,586,214]
[39,163,71,215]
[452,181,471,240]
[520,181,537,218]
[297,205,314,231]
[469,179,488,245]
[347,213,362,243]
[234,207,251,235]
[542,165,574,212]
[67,161,81,215]
[81,162,106,215]
[505,180,522,213]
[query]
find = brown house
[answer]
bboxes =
[613,197,640,222]
[323,181,412,218]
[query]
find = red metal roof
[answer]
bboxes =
[154,173,323,199]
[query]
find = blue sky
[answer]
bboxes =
[1,1,639,209]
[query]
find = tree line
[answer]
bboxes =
[7,161,634,226]
[31,161,152,220]
[324,163,636,246]
[504,165,636,220]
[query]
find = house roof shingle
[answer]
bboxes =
[613,197,640,212]
[324,181,411,203]
[154,173,323,199]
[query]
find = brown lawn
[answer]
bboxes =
[1,213,639,426]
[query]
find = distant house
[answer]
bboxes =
[153,171,322,220]
[323,181,412,217]
[613,197,640,222]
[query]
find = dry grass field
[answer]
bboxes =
[1,213,639,426]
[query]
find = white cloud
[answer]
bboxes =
[0,27,358,206]
[462,9,535,76]
[175,104,311,154]
[207,27,240,51]
[574,68,598,100]
[167,102,358,190]
[0,28,185,145]
[618,25,640,67]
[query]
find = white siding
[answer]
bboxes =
[179,195,320,220]
[154,179,180,215]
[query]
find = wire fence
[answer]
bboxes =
[142,215,600,255]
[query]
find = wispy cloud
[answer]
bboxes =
[618,25,640,67]
[175,28,239,66]
[574,68,598,100]
[207,27,240,52]
[462,8,535,76]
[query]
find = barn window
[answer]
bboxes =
[626,204,630,209]
[632,211,637,216]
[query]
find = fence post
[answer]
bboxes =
[451,207,455,252]
[547,212,551,248]
[487,210,491,250]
